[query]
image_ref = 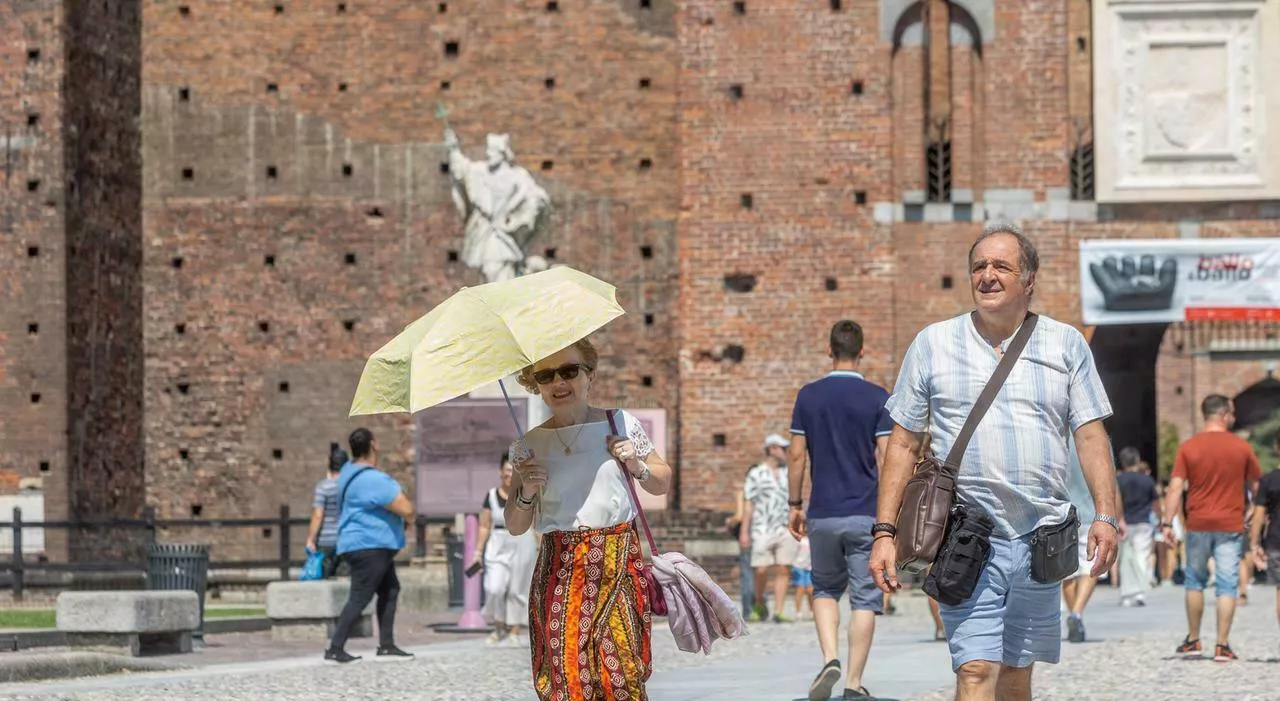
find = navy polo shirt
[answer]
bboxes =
[790,371,893,519]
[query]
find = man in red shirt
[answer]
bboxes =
[1162,394,1262,662]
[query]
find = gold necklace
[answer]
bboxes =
[552,410,591,455]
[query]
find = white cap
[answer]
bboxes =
[764,433,791,449]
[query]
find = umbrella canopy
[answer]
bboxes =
[1231,375,1280,430]
[349,267,625,417]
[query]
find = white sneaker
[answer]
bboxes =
[485,631,506,646]
[500,634,529,648]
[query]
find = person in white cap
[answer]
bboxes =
[742,433,799,622]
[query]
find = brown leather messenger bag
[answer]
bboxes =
[895,312,1038,574]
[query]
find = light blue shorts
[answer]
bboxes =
[1183,531,1242,597]
[808,515,882,613]
[939,534,1061,671]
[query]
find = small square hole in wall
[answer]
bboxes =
[439,162,450,174]
[274,4,284,14]
[852,80,864,96]
[941,275,953,289]
[733,1,745,14]
[178,87,190,101]
[713,433,726,447]
[345,252,357,265]
[26,180,39,192]
[541,160,554,171]
[640,245,653,259]
[266,82,279,93]
[342,163,353,177]
[191,504,203,517]
[438,2,447,11]
[178,5,190,16]
[181,167,194,180]
[264,254,276,267]
[39,461,50,473]
[366,206,383,219]
[1077,36,1087,52]
[440,80,451,91]
[740,193,754,209]
[447,250,459,263]
[30,393,41,404]
[544,247,557,260]
[272,449,284,460]
[27,246,39,258]
[27,323,38,335]
[266,165,278,180]
[337,2,346,12]
[641,375,653,387]
[259,321,271,333]
[279,381,290,393]
[177,382,190,395]
[825,277,838,291]
[729,84,744,100]
[27,113,39,127]
[546,0,559,10]
[830,0,841,9]
[638,77,651,89]
[338,82,348,92]
[545,77,556,90]
[343,320,356,332]
[175,323,187,335]
[262,528,272,538]
[171,256,183,269]
[854,190,867,205]
[640,0,651,8]
[27,49,40,63]
[644,313,654,326]
[444,41,459,57]
[638,158,652,170]
[1176,385,1184,395]
[179,449,190,461]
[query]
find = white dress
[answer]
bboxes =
[509,410,655,534]
[480,487,539,626]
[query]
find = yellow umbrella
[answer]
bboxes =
[349,266,625,418]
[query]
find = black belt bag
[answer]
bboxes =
[1030,506,1080,584]
[924,502,995,606]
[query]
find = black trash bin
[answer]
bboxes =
[444,531,463,608]
[147,544,210,640]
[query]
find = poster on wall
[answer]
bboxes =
[1079,238,1280,325]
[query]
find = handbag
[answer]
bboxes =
[895,313,1038,574]
[923,501,995,605]
[1030,505,1081,583]
[606,410,749,654]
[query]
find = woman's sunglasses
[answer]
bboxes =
[532,363,592,385]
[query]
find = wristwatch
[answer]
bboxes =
[788,499,803,509]
[633,461,652,482]
[1094,514,1120,531]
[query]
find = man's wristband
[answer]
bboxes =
[1094,514,1119,531]
[788,499,803,508]
[871,522,898,538]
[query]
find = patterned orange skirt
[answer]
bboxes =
[529,521,652,701]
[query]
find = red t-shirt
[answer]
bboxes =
[1172,431,1262,533]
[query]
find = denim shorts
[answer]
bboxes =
[1184,531,1242,596]
[808,515,882,613]
[939,535,1061,671]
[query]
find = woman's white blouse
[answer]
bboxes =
[509,410,655,534]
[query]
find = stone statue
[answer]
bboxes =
[444,127,551,283]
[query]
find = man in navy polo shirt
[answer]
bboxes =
[787,320,893,701]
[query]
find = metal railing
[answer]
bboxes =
[0,506,455,600]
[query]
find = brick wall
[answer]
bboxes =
[0,0,70,558]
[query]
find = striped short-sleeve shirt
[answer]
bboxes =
[885,312,1113,538]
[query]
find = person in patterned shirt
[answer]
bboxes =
[742,433,798,622]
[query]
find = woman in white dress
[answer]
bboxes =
[472,452,539,646]
[504,337,673,701]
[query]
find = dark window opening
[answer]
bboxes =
[1070,140,1095,201]
[264,254,276,267]
[26,180,39,192]
[30,394,41,404]
[851,80,863,96]
[27,114,39,127]
[259,321,270,333]
[545,77,556,89]
[729,84,744,100]
[640,0,651,7]
[177,382,190,395]
[440,80,451,91]
[641,375,653,387]
[179,5,190,16]
[438,2,447,11]
[337,2,346,12]
[27,246,39,257]
[272,449,283,460]
[191,505,203,517]
[941,275,954,289]
[1077,36,1087,52]
[27,323,38,335]
[178,87,190,101]
[345,252,357,265]
[541,160,554,171]
[171,257,183,268]
[544,247,557,260]
[546,0,559,10]
[39,462,50,472]
[713,433,726,447]
[179,450,190,461]
[279,382,290,393]
[644,313,655,326]
[640,245,653,259]
[830,0,841,9]
[723,273,757,293]
[338,82,348,92]
[266,82,279,93]
[342,163,353,177]
[733,1,745,14]
[266,165,278,179]
[740,193,753,209]
[825,277,838,291]
[262,528,272,538]
[722,344,746,363]
[182,167,194,180]
[854,190,867,205]
[343,320,356,332]
[925,140,952,203]
[175,323,187,335]
[27,49,40,63]
[444,41,460,58]
[447,250,459,263]
[366,206,383,219]
[274,4,284,14]
[440,162,450,174]
[638,158,652,170]
[638,78,651,89]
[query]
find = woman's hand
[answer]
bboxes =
[606,436,639,466]
[516,457,546,498]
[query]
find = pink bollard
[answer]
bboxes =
[454,513,487,629]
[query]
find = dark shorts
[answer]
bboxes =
[807,515,882,613]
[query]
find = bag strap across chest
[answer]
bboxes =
[945,313,1039,466]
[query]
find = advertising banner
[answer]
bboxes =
[1080,238,1280,325]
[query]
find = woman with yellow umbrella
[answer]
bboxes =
[504,337,672,700]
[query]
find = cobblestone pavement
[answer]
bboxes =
[0,585,1276,700]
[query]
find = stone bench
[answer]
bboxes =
[56,590,199,657]
[265,580,374,642]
